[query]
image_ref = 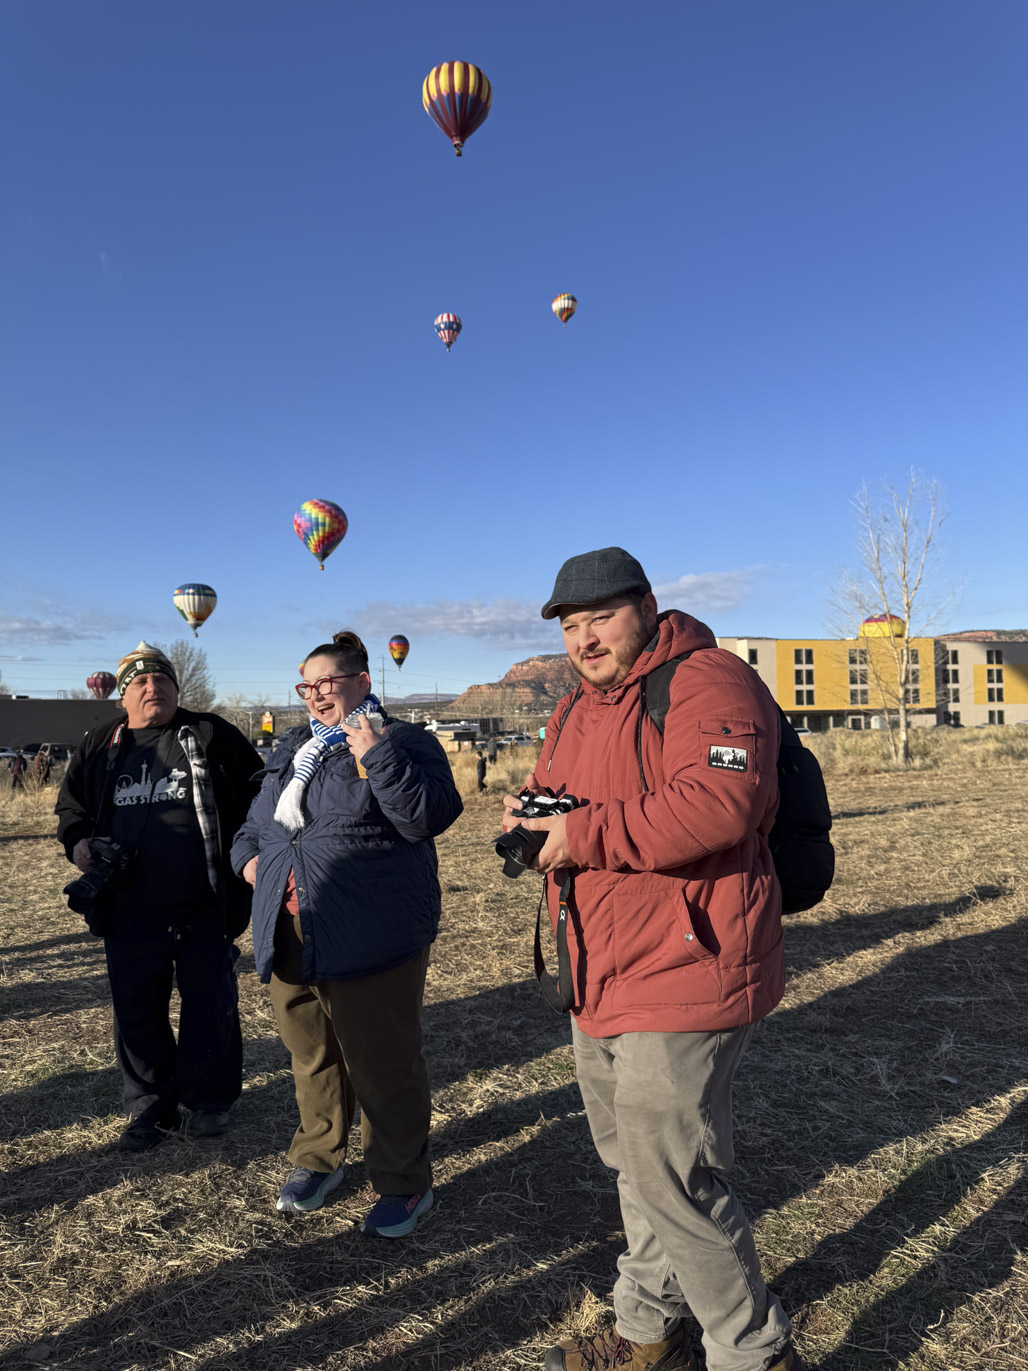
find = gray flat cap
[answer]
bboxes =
[541,547,652,620]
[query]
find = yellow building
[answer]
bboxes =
[717,630,1028,730]
[717,635,936,731]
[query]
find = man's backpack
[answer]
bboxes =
[641,655,834,914]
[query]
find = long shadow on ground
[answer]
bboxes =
[5,905,1025,1368]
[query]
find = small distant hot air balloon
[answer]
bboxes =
[552,293,577,326]
[423,60,492,157]
[388,635,410,669]
[860,614,906,638]
[294,499,348,570]
[173,583,218,637]
[86,671,116,700]
[434,313,462,352]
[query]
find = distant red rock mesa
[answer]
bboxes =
[448,653,580,716]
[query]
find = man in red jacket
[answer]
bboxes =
[501,549,803,1371]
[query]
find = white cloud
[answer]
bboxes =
[341,570,763,649]
[650,567,762,612]
[0,615,112,645]
[354,598,558,651]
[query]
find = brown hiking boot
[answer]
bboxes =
[765,1348,808,1371]
[544,1325,693,1371]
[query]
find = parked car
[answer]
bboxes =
[792,726,811,735]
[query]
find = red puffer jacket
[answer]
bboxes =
[529,611,784,1037]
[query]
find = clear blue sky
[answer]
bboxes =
[2,1,1025,706]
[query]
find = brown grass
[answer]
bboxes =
[1,748,1026,1370]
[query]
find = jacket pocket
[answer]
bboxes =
[610,879,722,1007]
[698,717,757,786]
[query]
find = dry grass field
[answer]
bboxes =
[1,733,1026,1370]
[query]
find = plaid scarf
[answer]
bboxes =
[177,725,220,894]
[273,694,384,832]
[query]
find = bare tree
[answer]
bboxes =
[158,639,216,712]
[835,472,951,764]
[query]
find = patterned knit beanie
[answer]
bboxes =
[116,641,179,696]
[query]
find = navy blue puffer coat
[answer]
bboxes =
[231,719,462,984]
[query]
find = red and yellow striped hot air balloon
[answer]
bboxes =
[422,61,492,157]
[552,293,577,326]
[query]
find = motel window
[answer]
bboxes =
[748,649,759,665]
[949,650,959,665]
[951,688,960,703]
[987,649,1004,665]
[849,688,869,706]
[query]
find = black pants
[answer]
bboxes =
[103,913,242,1124]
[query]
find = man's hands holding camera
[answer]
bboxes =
[497,786,579,876]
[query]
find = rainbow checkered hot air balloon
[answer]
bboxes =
[434,313,462,352]
[388,635,410,669]
[422,61,492,158]
[294,499,348,570]
[86,671,116,700]
[173,583,218,637]
[552,293,577,326]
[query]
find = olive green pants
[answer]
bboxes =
[267,913,432,1195]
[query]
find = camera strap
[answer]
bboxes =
[533,871,575,1014]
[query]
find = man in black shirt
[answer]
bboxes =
[56,642,261,1152]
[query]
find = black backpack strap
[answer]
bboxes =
[533,871,575,1013]
[637,652,695,790]
[544,686,583,776]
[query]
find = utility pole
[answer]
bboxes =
[379,655,387,705]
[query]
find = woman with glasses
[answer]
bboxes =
[231,631,462,1235]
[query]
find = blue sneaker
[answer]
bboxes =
[276,1166,346,1213]
[360,1189,434,1237]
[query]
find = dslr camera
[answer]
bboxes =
[495,787,581,878]
[63,838,137,935]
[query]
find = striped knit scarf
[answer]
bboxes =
[273,694,384,832]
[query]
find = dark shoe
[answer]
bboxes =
[117,1118,172,1153]
[360,1189,434,1238]
[545,1326,692,1371]
[276,1166,346,1213]
[181,1109,231,1138]
[766,1348,808,1371]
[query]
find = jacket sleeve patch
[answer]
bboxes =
[708,743,748,772]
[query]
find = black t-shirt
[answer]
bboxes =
[108,725,212,912]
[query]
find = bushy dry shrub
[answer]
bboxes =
[451,744,542,800]
[805,725,1028,776]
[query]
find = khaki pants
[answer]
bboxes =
[572,1021,791,1371]
[267,913,432,1195]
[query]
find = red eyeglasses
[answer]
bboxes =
[294,673,361,700]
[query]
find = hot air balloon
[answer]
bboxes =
[434,313,462,352]
[173,583,218,637]
[422,61,492,157]
[552,293,577,326]
[860,614,906,638]
[388,635,410,669]
[294,499,348,570]
[86,671,116,700]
